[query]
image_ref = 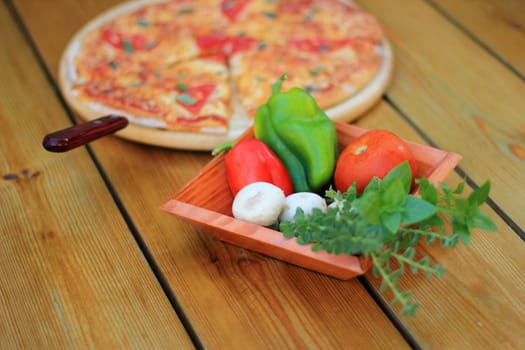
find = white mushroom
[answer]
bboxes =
[279,192,327,223]
[232,182,285,226]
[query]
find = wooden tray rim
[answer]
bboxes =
[161,122,462,279]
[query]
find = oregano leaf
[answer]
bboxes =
[401,302,420,317]
[176,82,189,91]
[453,181,465,194]
[176,93,197,105]
[434,265,445,279]
[402,195,437,225]
[380,278,389,293]
[417,178,438,204]
[439,182,452,194]
[355,191,381,224]
[383,161,412,193]
[384,178,408,209]
[468,181,491,207]
[403,247,416,260]
[362,177,381,197]
[451,217,471,245]
[472,209,497,232]
[382,211,402,234]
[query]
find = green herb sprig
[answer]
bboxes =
[280,162,496,316]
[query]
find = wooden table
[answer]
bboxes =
[2,1,524,349]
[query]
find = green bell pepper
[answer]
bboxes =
[253,75,338,193]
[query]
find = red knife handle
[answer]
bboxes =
[43,115,129,152]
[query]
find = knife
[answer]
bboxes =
[42,115,129,152]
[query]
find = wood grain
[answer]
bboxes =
[355,102,525,350]
[432,0,525,77]
[0,2,193,348]
[8,0,525,349]
[11,0,411,349]
[361,0,525,229]
[52,134,411,350]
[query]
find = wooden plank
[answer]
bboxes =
[10,0,123,80]
[11,0,414,348]
[359,0,525,229]
[0,3,193,348]
[356,103,525,349]
[431,0,525,77]
[80,139,411,350]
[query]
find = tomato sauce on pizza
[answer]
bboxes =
[64,0,386,134]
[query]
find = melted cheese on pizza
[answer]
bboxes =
[68,0,385,133]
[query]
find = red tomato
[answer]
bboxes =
[334,129,418,193]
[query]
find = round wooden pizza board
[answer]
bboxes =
[58,0,394,151]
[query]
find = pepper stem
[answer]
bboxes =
[272,73,288,94]
[211,140,236,156]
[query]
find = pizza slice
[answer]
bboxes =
[72,57,232,133]
[228,0,385,117]
[229,37,383,118]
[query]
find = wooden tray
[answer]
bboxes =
[58,0,394,151]
[161,122,462,279]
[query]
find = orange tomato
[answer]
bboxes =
[334,129,418,193]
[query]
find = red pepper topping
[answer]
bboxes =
[101,26,157,52]
[277,0,312,13]
[197,33,257,56]
[226,35,257,54]
[196,33,227,55]
[101,27,122,49]
[175,84,216,114]
[202,53,228,64]
[221,0,250,21]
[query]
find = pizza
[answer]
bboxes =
[60,0,391,147]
